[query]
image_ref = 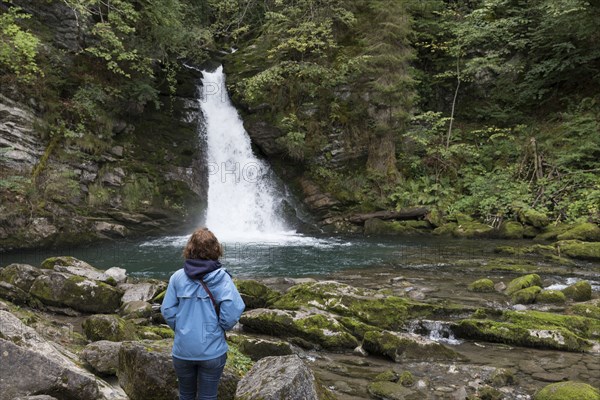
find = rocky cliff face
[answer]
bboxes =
[0,2,207,251]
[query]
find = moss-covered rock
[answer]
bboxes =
[364,218,430,235]
[570,301,600,320]
[362,330,461,362]
[271,281,438,331]
[337,316,381,340]
[234,279,281,309]
[432,222,458,236]
[511,286,542,304]
[556,222,600,242]
[498,221,524,239]
[519,208,550,228]
[137,325,174,339]
[454,221,494,238]
[29,272,123,313]
[151,289,166,303]
[239,308,359,349]
[454,310,599,351]
[534,381,600,400]
[468,278,495,293]
[366,381,421,400]
[373,370,399,383]
[535,224,574,241]
[0,264,43,292]
[399,371,414,387]
[562,281,592,302]
[119,300,153,319]
[236,336,294,361]
[505,274,543,295]
[82,314,138,342]
[536,290,567,304]
[556,240,600,261]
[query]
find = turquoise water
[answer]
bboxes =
[0,233,559,279]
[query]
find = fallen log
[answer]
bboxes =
[347,207,429,224]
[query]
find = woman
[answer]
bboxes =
[161,228,245,400]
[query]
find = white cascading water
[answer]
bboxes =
[199,66,289,241]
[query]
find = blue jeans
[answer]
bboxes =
[172,353,227,400]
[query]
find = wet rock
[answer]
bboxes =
[362,330,461,362]
[82,314,138,342]
[119,300,153,319]
[468,278,495,293]
[235,354,329,400]
[374,370,399,383]
[534,381,600,400]
[0,281,35,305]
[555,240,600,261]
[532,372,568,382]
[0,310,121,399]
[494,282,507,292]
[511,286,542,304]
[556,222,600,242]
[570,300,600,320]
[298,178,340,214]
[81,340,122,375]
[562,280,592,302]
[506,274,543,295]
[399,371,415,387]
[234,279,281,308]
[29,272,122,313]
[239,308,359,349]
[535,223,574,241]
[536,290,567,304]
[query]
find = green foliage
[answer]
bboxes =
[0,5,42,82]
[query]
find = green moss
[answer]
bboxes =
[519,208,550,228]
[364,218,430,235]
[498,221,524,239]
[399,371,414,387]
[535,224,574,241]
[503,310,600,339]
[556,222,600,242]
[570,303,600,320]
[226,344,254,376]
[468,278,495,293]
[556,240,600,261]
[82,314,138,342]
[511,286,541,304]
[534,381,600,400]
[454,319,591,352]
[374,370,399,382]
[139,326,174,339]
[338,316,380,340]
[362,330,460,362]
[478,386,504,400]
[562,281,592,302]
[536,290,567,304]
[506,274,543,295]
[40,256,78,269]
[152,289,166,303]
[234,279,281,308]
[432,222,458,236]
[454,221,494,238]
[489,368,517,387]
[494,244,556,258]
[367,381,419,400]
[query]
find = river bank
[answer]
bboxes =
[0,252,598,400]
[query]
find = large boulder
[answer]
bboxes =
[555,240,600,261]
[82,314,138,342]
[235,355,331,400]
[534,381,600,400]
[240,308,359,349]
[562,281,592,302]
[119,280,167,303]
[556,222,600,242]
[234,279,281,309]
[271,281,436,331]
[117,339,240,400]
[40,256,112,282]
[29,272,122,313]
[361,330,461,362]
[505,274,543,295]
[119,300,153,319]
[233,335,295,361]
[0,310,123,399]
[81,340,122,375]
[0,263,43,291]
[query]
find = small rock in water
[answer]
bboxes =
[495,282,506,292]
[353,345,368,357]
[531,371,568,382]
[416,379,428,390]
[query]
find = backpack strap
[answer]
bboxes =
[198,278,220,318]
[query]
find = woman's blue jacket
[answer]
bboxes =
[161,267,245,360]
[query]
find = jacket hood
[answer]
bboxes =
[183,259,222,280]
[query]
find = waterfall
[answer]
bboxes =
[199,66,290,241]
